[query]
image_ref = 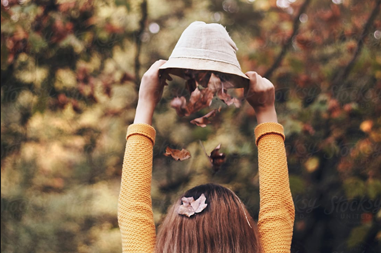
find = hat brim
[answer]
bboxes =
[159,57,249,89]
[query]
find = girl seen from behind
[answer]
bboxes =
[118,21,295,253]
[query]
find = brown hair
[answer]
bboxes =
[155,183,262,253]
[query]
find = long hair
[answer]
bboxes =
[155,183,262,253]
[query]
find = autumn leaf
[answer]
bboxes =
[199,141,226,173]
[207,73,222,93]
[164,147,191,161]
[170,71,241,117]
[190,109,217,127]
[196,71,212,88]
[188,87,214,113]
[170,96,188,116]
[215,72,235,89]
[210,144,226,172]
[177,203,194,217]
[217,89,241,108]
[212,72,241,107]
[178,193,208,217]
[170,87,214,117]
[185,78,197,93]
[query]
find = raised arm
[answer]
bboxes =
[245,72,295,252]
[255,122,295,252]
[118,123,156,252]
[118,60,169,252]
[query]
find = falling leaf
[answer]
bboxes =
[190,109,217,127]
[215,72,235,89]
[164,147,191,161]
[207,73,222,93]
[199,141,226,173]
[170,71,242,117]
[196,71,211,88]
[185,78,197,93]
[170,87,214,117]
[170,96,188,116]
[188,87,214,113]
[217,89,241,108]
[210,144,226,172]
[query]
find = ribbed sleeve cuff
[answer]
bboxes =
[254,122,285,146]
[126,123,156,145]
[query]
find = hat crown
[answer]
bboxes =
[159,21,249,82]
[176,21,238,51]
[169,21,241,69]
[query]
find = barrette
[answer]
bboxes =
[177,193,208,217]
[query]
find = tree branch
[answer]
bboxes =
[134,0,148,88]
[331,0,381,90]
[264,0,311,79]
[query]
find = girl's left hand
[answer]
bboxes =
[134,60,171,125]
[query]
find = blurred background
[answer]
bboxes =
[1,0,381,252]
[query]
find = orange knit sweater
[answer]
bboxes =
[118,122,295,252]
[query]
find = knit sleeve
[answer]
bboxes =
[254,122,295,253]
[118,123,156,253]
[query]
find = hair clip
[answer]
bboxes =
[177,193,208,217]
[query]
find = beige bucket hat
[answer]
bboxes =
[159,21,249,88]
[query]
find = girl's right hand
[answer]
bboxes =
[244,71,278,124]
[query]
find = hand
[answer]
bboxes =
[244,71,278,124]
[134,60,172,125]
[139,60,171,108]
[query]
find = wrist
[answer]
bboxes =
[255,106,278,124]
[133,102,155,125]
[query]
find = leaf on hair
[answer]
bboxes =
[178,194,208,217]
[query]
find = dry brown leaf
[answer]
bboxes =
[196,72,212,88]
[171,71,241,117]
[185,78,197,93]
[207,73,222,93]
[188,87,214,113]
[178,194,208,217]
[199,141,226,173]
[217,89,241,108]
[170,96,188,117]
[164,147,191,161]
[216,73,235,89]
[190,109,217,127]
[178,204,195,217]
[210,144,226,172]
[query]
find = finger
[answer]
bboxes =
[155,59,167,67]
[245,71,257,75]
[148,59,167,73]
